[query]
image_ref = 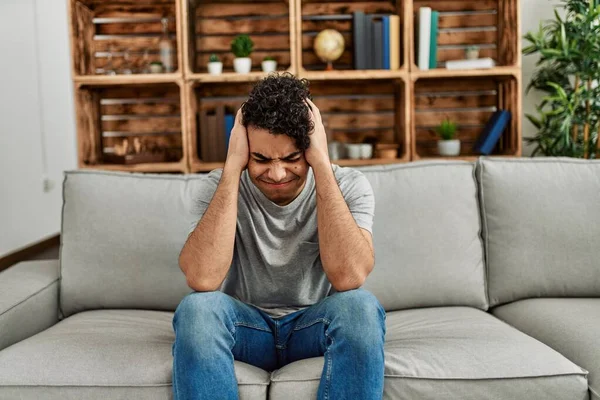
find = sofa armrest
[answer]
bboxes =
[0,260,60,351]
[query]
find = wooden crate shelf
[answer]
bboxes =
[75,82,187,172]
[410,0,520,72]
[297,0,408,75]
[68,0,521,173]
[183,0,296,75]
[68,0,183,78]
[410,75,521,160]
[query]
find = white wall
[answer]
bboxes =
[0,0,558,256]
[0,0,76,257]
[521,0,562,156]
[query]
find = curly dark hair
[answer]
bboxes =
[241,72,314,151]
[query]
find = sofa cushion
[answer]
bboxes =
[0,309,268,400]
[357,162,487,311]
[477,157,600,306]
[493,298,600,400]
[60,170,204,318]
[269,307,588,400]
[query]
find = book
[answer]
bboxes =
[353,11,366,70]
[473,110,511,155]
[365,15,374,69]
[389,15,400,70]
[373,19,383,69]
[224,112,235,155]
[445,57,496,70]
[417,7,432,70]
[382,16,390,69]
[429,11,439,69]
[215,105,226,161]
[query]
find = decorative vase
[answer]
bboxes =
[233,57,252,73]
[207,61,223,75]
[261,60,277,73]
[437,139,461,156]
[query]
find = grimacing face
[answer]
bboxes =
[246,125,309,206]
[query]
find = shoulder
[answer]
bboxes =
[331,164,373,198]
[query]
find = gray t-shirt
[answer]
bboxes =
[189,164,375,318]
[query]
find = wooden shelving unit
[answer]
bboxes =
[68,0,522,173]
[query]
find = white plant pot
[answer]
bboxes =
[261,60,277,73]
[437,139,461,156]
[233,57,252,74]
[207,61,223,75]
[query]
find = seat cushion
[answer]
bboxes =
[493,298,600,400]
[357,162,487,311]
[477,157,600,307]
[0,310,268,400]
[269,307,588,400]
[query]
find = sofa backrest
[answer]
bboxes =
[477,157,600,307]
[59,170,201,318]
[358,162,488,312]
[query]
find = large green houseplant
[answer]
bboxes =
[524,0,600,158]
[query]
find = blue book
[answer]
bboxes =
[382,15,390,69]
[429,11,439,69]
[473,110,511,155]
[224,113,235,153]
[373,19,383,69]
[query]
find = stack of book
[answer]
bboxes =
[353,11,401,70]
[417,7,496,71]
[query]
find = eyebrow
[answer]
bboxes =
[251,151,302,161]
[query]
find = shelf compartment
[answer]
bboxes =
[298,0,406,73]
[185,81,254,172]
[411,0,519,71]
[68,0,182,77]
[185,0,295,75]
[309,78,410,162]
[411,75,521,160]
[75,82,186,172]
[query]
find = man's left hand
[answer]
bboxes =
[304,98,330,167]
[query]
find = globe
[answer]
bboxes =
[313,29,345,71]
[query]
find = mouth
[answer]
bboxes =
[261,180,294,188]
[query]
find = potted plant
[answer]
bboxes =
[465,45,480,60]
[231,34,254,74]
[435,118,460,156]
[149,61,163,74]
[524,0,600,158]
[207,53,223,75]
[262,56,277,73]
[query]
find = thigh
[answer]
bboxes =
[174,291,278,372]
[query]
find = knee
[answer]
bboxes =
[173,291,233,332]
[327,289,386,337]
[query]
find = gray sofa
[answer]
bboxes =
[0,157,598,400]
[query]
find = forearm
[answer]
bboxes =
[313,161,374,291]
[179,165,241,291]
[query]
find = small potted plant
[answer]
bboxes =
[435,118,460,156]
[207,53,223,75]
[231,34,254,74]
[261,56,277,73]
[149,61,164,74]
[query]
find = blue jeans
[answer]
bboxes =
[172,288,386,400]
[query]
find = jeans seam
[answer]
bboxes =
[324,326,333,400]
[293,317,331,331]
[234,322,271,333]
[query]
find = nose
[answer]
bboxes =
[267,163,287,183]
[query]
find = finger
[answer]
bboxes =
[306,98,321,123]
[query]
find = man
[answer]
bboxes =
[172,73,386,400]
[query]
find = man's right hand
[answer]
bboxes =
[224,107,249,174]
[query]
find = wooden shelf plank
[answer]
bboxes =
[410,66,520,80]
[188,69,296,83]
[80,162,185,173]
[413,154,521,162]
[335,158,408,167]
[299,69,408,81]
[74,73,182,86]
